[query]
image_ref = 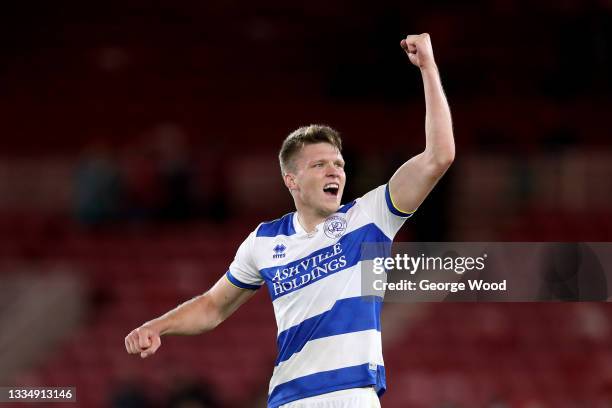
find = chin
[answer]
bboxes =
[319,204,340,217]
[314,195,342,217]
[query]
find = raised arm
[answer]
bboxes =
[388,33,455,214]
[125,275,256,358]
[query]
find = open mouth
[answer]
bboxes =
[323,183,339,197]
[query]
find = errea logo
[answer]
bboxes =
[273,244,287,259]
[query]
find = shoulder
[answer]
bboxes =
[348,185,387,216]
[353,184,413,217]
[336,200,357,214]
[256,212,296,238]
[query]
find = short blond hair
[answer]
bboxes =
[279,125,342,175]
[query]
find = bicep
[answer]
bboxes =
[388,151,449,214]
[207,274,258,323]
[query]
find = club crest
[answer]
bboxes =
[324,215,347,239]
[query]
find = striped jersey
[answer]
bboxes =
[225,184,413,408]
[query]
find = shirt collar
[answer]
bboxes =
[293,212,325,238]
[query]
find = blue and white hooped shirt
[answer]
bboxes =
[225,184,414,408]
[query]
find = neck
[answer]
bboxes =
[296,209,326,233]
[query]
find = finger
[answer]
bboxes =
[149,335,161,354]
[127,334,138,354]
[125,334,134,353]
[403,34,420,50]
[408,53,419,66]
[140,340,157,358]
[140,336,161,358]
[129,332,141,354]
[400,39,414,50]
[401,41,416,57]
[416,34,433,52]
[138,330,152,350]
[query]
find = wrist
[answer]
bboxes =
[420,63,438,75]
[143,318,167,336]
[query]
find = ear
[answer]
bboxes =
[283,173,297,191]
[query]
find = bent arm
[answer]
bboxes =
[144,275,256,336]
[389,33,455,213]
[125,275,257,358]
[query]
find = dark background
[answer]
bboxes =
[1,1,611,407]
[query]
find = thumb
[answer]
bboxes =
[137,330,153,350]
[140,335,161,359]
[407,52,419,66]
[143,335,152,348]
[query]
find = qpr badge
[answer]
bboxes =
[324,214,347,239]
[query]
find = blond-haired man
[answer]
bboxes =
[126,33,454,408]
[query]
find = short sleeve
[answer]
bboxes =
[225,230,264,290]
[357,184,415,239]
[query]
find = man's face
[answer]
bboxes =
[286,142,346,217]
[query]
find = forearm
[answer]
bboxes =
[421,65,455,167]
[388,33,455,212]
[143,292,222,336]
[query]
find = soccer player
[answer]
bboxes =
[125,33,454,408]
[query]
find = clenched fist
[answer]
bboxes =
[401,33,436,70]
[125,325,161,359]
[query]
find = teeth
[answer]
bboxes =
[324,183,339,189]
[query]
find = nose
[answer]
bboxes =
[326,163,342,178]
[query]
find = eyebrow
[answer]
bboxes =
[310,159,345,165]
[309,159,326,165]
